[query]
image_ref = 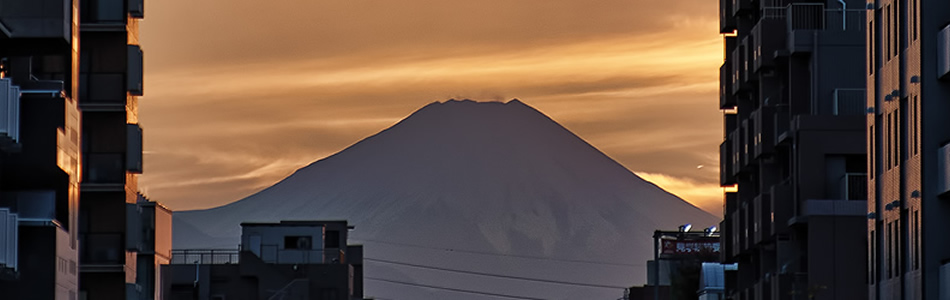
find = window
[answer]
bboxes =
[870,19,875,74]
[900,98,907,163]
[325,230,340,248]
[914,210,920,270]
[870,229,877,283]
[886,113,892,169]
[284,236,312,250]
[892,4,898,57]
[912,96,919,156]
[888,221,893,278]
[885,6,891,59]
[870,125,875,179]
[911,0,918,41]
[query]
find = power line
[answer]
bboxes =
[350,237,644,267]
[365,276,546,300]
[364,257,628,289]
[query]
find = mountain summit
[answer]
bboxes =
[174,99,719,299]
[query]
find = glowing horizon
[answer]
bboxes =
[138,0,726,216]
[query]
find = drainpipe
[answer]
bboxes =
[838,0,847,30]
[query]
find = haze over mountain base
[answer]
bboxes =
[174,99,719,299]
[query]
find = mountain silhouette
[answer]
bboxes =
[173,99,719,299]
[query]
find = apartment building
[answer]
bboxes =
[76,0,146,299]
[0,0,83,299]
[162,220,364,300]
[865,0,950,299]
[0,0,152,299]
[718,0,868,299]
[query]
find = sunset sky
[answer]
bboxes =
[137,0,725,216]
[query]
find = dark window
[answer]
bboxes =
[285,236,312,250]
[914,210,920,270]
[870,230,876,283]
[325,230,341,248]
[912,96,918,156]
[869,19,875,74]
[911,0,917,40]
[885,6,890,59]
[886,113,892,169]
[887,221,893,278]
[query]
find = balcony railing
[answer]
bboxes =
[841,173,868,201]
[170,249,239,265]
[833,88,866,116]
[0,208,18,271]
[0,79,21,147]
[81,233,124,264]
[761,4,865,32]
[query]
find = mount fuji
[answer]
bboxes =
[173,99,719,299]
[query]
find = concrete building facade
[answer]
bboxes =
[0,0,155,299]
[865,0,950,299]
[718,0,869,299]
[76,0,147,299]
[0,0,83,298]
[162,221,364,300]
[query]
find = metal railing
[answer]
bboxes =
[833,88,867,116]
[170,249,240,265]
[760,4,865,31]
[841,173,868,201]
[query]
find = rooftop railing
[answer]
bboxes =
[170,249,239,265]
[761,4,865,31]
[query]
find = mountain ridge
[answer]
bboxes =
[174,98,719,299]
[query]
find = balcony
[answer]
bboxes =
[770,181,792,234]
[740,119,752,168]
[751,18,786,71]
[840,173,867,201]
[729,210,741,258]
[721,141,735,185]
[79,73,126,106]
[129,0,144,18]
[0,79,21,150]
[721,63,736,108]
[753,193,771,244]
[170,249,240,265]
[128,45,144,96]
[732,0,753,16]
[832,88,866,116]
[773,105,790,145]
[797,199,865,219]
[80,0,129,26]
[752,107,775,158]
[127,124,142,173]
[0,0,72,42]
[781,4,866,54]
[731,45,750,95]
[85,152,125,183]
[938,24,949,80]
[938,143,950,197]
[0,208,18,272]
[81,233,124,264]
[740,37,756,84]
[729,130,741,177]
[720,0,736,33]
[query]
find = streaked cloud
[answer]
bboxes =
[634,172,723,216]
[137,0,725,213]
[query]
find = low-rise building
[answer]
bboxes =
[162,220,363,300]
